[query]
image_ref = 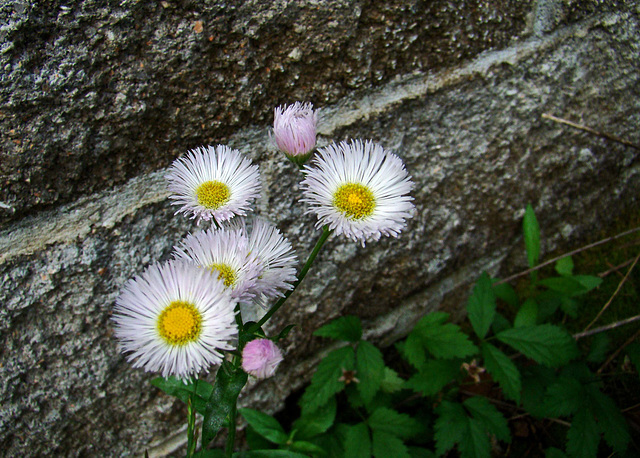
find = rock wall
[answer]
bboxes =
[1,0,638,455]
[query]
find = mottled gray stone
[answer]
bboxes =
[0,1,639,457]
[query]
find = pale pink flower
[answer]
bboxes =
[274,102,317,165]
[242,338,284,379]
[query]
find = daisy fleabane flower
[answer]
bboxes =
[274,102,318,166]
[173,226,262,304]
[242,338,284,379]
[300,139,415,246]
[243,218,298,308]
[112,260,238,380]
[166,145,261,224]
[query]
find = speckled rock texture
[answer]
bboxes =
[1,0,639,456]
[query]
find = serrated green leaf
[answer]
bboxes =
[380,367,405,393]
[202,362,248,447]
[521,365,556,419]
[481,343,521,403]
[514,298,538,328]
[463,396,510,443]
[344,422,371,458]
[401,333,427,368]
[573,275,603,292]
[467,272,497,339]
[559,296,578,318]
[368,407,421,440]
[626,342,640,378]
[434,401,466,456]
[233,451,308,458]
[292,396,336,440]
[523,204,540,269]
[314,316,362,342]
[239,408,288,445]
[539,276,587,296]
[414,314,478,359]
[496,324,578,367]
[542,376,583,417]
[555,256,574,276]
[566,407,599,458]
[588,388,630,453]
[356,340,385,404]
[300,345,355,415]
[587,333,610,363]
[372,430,410,458]
[459,418,491,458]
[405,359,460,397]
[492,281,519,308]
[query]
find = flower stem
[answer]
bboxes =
[254,226,331,329]
[186,377,198,457]
[225,402,237,457]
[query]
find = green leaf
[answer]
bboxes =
[344,422,371,458]
[368,407,421,440]
[314,316,362,342]
[459,418,491,458]
[481,343,521,403]
[538,276,587,296]
[194,450,226,458]
[292,396,336,440]
[555,256,574,276]
[566,407,599,458]
[542,376,583,417]
[496,324,578,367]
[239,408,288,445]
[150,376,213,415]
[492,281,519,308]
[275,324,295,341]
[521,365,556,419]
[380,367,405,393]
[467,272,497,339]
[246,425,276,451]
[491,312,512,334]
[589,388,630,453]
[405,359,460,397]
[356,340,385,404]
[400,334,427,368]
[586,333,610,363]
[372,430,410,458]
[523,204,540,269]
[463,396,511,443]
[514,298,538,328]
[414,313,478,359]
[289,440,326,455]
[202,362,249,447]
[300,345,355,415]
[573,275,603,292]
[434,401,466,456]
[626,342,640,378]
[559,296,578,318]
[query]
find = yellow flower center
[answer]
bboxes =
[333,183,376,220]
[196,180,230,209]
[157,301,202,346]
[209,263,237,287]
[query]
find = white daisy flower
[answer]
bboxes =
[300,139,414,246]
[244,218,298,308]
[166,145,261,224]
[112,260,238,380]
[173,226,262,304]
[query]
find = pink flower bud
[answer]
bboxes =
[274,102,317,166]
[242,338,284,379]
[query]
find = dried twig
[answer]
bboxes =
[495,227,640,285]
[573,314,640,340]
[597,329,640,375]
[542,113,640,150]
[583,251,640,332]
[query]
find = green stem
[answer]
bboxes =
[186,377,198,457]
[254,226,332,329]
